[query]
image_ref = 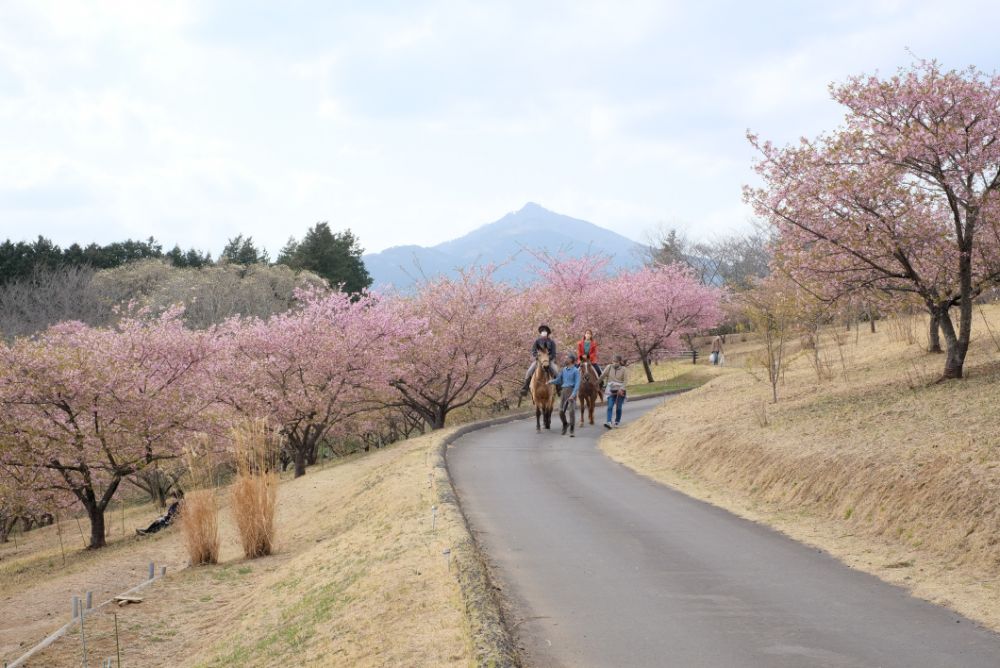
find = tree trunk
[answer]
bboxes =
[938,309,965,379]
[293,447,307,478]
[640,354,655,383]
[428,406,447,430]
[87,505,107,549]
[927,312,942,352]
[0,516,16,543]
[937,245,974,379]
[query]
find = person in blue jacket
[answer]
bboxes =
[549,351,581,436]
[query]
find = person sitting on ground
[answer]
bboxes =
[136,494,183,536]
[577,329,602,378]
[520,324,559,397]
[600,354,629,429]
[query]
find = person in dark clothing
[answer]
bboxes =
[136,495,183,536]
[520,324,560,396]
[549,352,581,436]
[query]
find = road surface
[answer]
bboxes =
[447,399,1000,667]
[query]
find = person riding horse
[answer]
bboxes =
[577,329,602,378]
[521,324,560,397]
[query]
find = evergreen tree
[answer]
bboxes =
[277,223,371,293]
[221,235,269,265]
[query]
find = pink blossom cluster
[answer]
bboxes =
[0,260,722,548]
[747,60,1000,379]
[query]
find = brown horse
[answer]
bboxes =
[578,359,600,426]
[530,351,555,431]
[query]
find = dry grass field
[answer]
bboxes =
[1,431,474,667]
[604,305,1000,631]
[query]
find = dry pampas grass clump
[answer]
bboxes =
[180,442,221,565]
[231,419,280,558]
[180,489,220,565]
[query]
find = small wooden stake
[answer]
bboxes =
[114,612,122,667]
[56,513,67,566]
[76,517,87,548]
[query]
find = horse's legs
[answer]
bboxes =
[536,406,541,431]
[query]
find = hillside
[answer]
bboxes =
[363,202,643,290]
[0,432,479,667]
[603,309,1000,632]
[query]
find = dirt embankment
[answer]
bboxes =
[2,428,506,667]
[603,311,1000,631]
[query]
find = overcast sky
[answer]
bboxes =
[1,1,999,257]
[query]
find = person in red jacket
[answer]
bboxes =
[577,329,602,377]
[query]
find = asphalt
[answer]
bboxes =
[447,399,1000,668]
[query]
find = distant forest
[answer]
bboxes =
[0,223,371,337]
[0,222,370,291]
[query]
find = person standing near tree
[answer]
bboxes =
[549,352,581,436]
[710,335,724,366]
[600,354,629,428]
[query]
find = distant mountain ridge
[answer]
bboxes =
[364,203,643,290]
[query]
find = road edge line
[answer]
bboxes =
[436,412,528,668]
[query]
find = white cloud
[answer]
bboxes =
[0,0,997,258]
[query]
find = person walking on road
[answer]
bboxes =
[549,352,581,436]
[600,354,628,428]
[710,335,724,366]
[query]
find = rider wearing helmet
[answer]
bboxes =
[520,324,559,397]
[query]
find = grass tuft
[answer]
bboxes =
[231,420,279,559]
[180,489,220,565]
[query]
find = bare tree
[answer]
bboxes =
[91,260,328,328]
[0,265,110,338]
[645,224,772,290]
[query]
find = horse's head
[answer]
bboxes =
[537,350,550,367]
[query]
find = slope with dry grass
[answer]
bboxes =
[1,430,479,667]
[603,307,1000,631]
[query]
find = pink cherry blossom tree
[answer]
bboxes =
[386,267,530,429]
[0,310,218,548]
[596,265,723,382]
[219,289,415,477]
[748,61,1000,379]
[529,250,612,337]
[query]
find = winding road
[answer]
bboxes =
[448,399,1000,667]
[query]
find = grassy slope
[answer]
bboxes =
[603,308,1000,631]
[2,432,474,667]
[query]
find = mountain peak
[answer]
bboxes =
[363,204,642,290]
[517,202,548,214]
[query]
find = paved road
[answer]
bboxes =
[448,399,1000,667]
